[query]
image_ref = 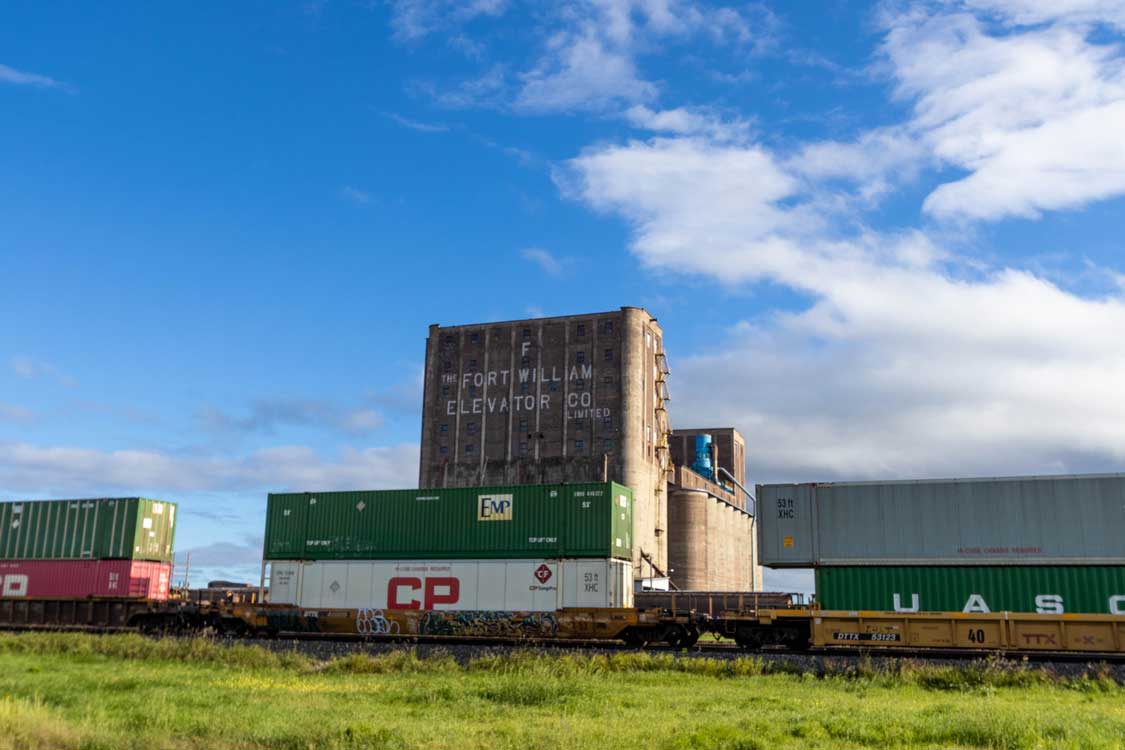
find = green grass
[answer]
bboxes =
[0,633,1122,749]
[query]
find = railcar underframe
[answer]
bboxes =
[2,598,1124,657]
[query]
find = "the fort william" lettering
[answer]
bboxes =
[442,343,608,420]
[442,363,593,389]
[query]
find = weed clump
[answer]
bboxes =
[894,656,1052,691]
[0,632,311,671]
[321,649,458,675]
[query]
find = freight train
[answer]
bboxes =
[1,475,1124,657]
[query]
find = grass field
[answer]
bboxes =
[0,633,1122,749]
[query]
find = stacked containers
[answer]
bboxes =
[757,474,1125,615]
[0,498,176,600]
[264,482,634,611]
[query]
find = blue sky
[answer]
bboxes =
[3,1,1125,590]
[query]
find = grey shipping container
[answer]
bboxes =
[757,473,1125,567]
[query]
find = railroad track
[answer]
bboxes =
[222,636,1124,682]
[5,617,1124,670]
[228,632,1125,666]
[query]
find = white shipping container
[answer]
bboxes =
[267,558,632,611]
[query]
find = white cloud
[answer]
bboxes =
[399,2,1125,221]
[562,136,820,284]
[0,442,420,495]
[366,369,425,415]
[389,0,507,41]
[10,355,77,387]
[395,0,1125,486]
[965,0,1125,29]
[789,127,927,202]
[384,112,450,133]
[406,1,770,113]
[199,398,384,436]
[0,403,34,423]
[763,568,814,597]
[881,8,1125,220]
[415,64,510,109]
[520,247,565,276]
[0,63,68,90]
[623,104,751,142]
[175,540,263,567]
[516,23,658,112]
[340,186,374,204]
[673,268,1125,483]
[563,126,1125,482]
[664,5,1125,224]
[338,408,383,433]
[515,0,769,112]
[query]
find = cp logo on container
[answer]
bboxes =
[387,577,460,610]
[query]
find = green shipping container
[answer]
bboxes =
[816,566,1125,615]
[263,482,633,561]
[0,498,176,563]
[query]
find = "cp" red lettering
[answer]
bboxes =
[387,577,422,609]
[386,576,460,610]
[424,577,459,609]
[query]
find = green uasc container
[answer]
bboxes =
[816,565,1125,615]
[0,498,176,563]
[263,482,633,561]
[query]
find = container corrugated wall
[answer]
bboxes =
[267,558,633,610]
[816,566,1125,614]
[0,559,173,599]
[0,498,176,563]
[758,473,1125,567]
[263,493,308,559]
[130,499,176,563]
[263,482,633,561]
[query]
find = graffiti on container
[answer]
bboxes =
[419,610,559,638]
[356,608,399,636]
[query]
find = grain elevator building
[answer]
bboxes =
[666,428,761,591]
[419,308,672,577]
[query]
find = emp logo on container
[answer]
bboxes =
[477,494,513,521]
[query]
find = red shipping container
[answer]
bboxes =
[0,559,171,600]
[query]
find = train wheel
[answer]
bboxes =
[219,618,249,637]
[135,615,178,636]
[781,626,811,652]
[734,627,762,650]
[620,628,650,648]
[664,624,699,649]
